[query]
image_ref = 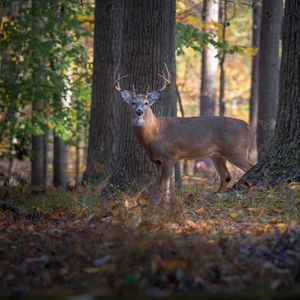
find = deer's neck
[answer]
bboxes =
[133,108,160,147]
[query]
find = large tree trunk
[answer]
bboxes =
[100,0,176,199]
[249,0,262,163]
[200,0,219,117]
[238,0,300,186]
[256,0,283,160]
[83,0,123,184]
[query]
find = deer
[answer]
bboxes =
[113,64,253,200]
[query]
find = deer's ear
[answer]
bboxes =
[120,90,132,103]
[149,91,161,105]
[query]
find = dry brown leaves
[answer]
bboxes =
[0,183,300,298]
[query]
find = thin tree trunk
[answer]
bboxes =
[100,0,176,199]
[237,0,300,187]
[197,0,219,171]
[249,0,262,163]
[8,159,15,177]
[43,103,48,185]
[83,0,123,184]
[175,85,183,188]
[43,129,48,185]
[75,125,80,184]
[174,162,182,189]
[31,0,46,192]
[31,100,46,192]
[53,134,67,186]
[218,1,227,117]
[200,0,219,117]
[256,0,283,160]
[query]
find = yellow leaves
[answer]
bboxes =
[243,47,258,57]
[229,210,243,221]
[124,199,129,209]
[1,16,19,40]
[151,254,187,274]
[185,15,201,27]
[77,14,94,24]
[185,219,197,229]
[248,207,264,215]
[196,207,207,217]
[275,223,287,231]
[1,16,9,29]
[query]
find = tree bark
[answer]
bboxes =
[218,1,227,117]
[83,0,123,184]
[196,0,219,171]
[200,0,219,117]
[43,126,48,185]
[53,134,67,186]
[100,0,176,199]
[75,128,80,184]
[31,100,46,192]
[238,0,300,186]
[256,0,283,160]
[31,0,46,192]
[249,0,262,163]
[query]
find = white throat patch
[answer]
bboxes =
[132,118,145,127]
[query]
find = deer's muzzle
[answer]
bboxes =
[135,109,144,117]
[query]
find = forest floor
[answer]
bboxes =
[0,174,300,300]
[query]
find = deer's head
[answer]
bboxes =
[114,64,171,126]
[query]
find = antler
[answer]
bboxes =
[132,84,137,96]
[113,73,129,92]
[113,63,129,92]
[157,63,171,92]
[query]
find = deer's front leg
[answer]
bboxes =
[159,160,174,201]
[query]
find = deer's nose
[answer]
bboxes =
[136,109,144,116]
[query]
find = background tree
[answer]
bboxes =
[196,0,219,170]
[200,0,219,117]
[249,0,262,162]
[0,0,92,187]
[218,0,227,117]
[100,0,176,199]
[240,0,300,186]
[83,0,124,184]
[256,0,283,160]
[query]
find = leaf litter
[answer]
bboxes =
[0,181,300,298]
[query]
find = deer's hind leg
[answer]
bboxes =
[211,154,231,194]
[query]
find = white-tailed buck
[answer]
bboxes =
[114,64,252,199]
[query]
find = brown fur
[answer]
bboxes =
[133,107,253,196]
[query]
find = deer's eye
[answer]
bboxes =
[132,102,136,106]
[145,102,149,106]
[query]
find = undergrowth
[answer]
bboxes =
[0,179,299,299]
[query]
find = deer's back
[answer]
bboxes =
[153,116,251,160]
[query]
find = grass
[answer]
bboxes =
[0,177,300,299]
